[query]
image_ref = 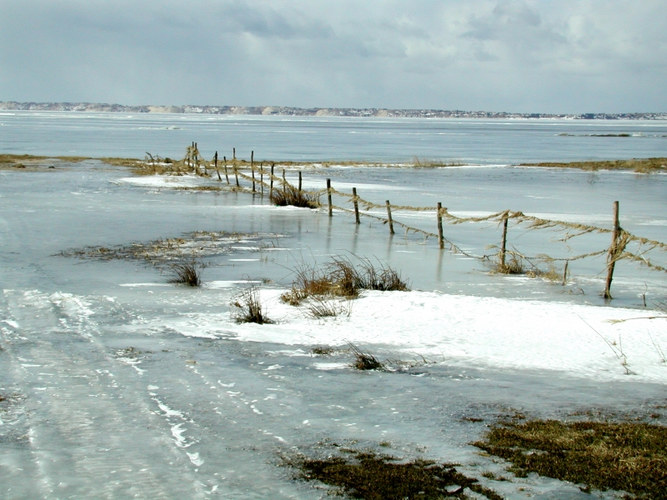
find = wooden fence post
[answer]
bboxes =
[270,163,275,199]
[234,163,240,188]
[603,201,621,299]
[500,212,509,268]
[327,179,333,217]
[223,156,230,184]
[251,150,256,192]
[282,169,287,194]
[352,187,360,224]
[298,171,303,192]
[437,202,444,249]
[260,163,264,195]
[386,200,395,235]
[214,151,221,181]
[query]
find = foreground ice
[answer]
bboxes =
[1,283,664,499]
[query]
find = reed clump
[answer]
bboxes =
[270,185,320,209]
[306,296,352,319]
[349,343,384,371]
[496,254,525,275]
[168,261,202,287]
[232,288,273,324]
[281,257,409,305]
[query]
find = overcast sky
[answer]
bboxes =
[1,0,665,113]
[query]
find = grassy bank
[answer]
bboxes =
[1,153,665,173]
[522,157,666,173]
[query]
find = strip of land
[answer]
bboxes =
[1,154,665,173]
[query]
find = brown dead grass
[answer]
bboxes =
[286,449,502,499]
[474,419,667,498]
[523,157,666,173]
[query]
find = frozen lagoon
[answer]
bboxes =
[1,159,666,498]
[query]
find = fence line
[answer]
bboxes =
[151,147,667,298]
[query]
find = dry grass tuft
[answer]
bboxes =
[283,257,409,304]
[496,254,525,275]
[349,343,384,371]
[271,185,320,208]
[474,419,667,498]
[232,288,273,324]
[306,297,352,319]
[168,261,202,287]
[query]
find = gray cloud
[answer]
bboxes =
[1,0,665,112]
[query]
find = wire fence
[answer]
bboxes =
[147,146,667,300]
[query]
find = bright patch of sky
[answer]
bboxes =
[1,0,665,113]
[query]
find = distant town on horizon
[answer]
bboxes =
[1,101,665,120]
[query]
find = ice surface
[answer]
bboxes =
[0,161,665,498]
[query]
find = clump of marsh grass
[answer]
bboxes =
[349,343,384,371]
[306,297,352,319]
[474,419,667,498]
[284,448,501,499]
[281,257,409,305]
[271,185,320,209]
[168,261,202,287]
[356,257,409,291]
[496,253,525,275]
[232,288,273,324]
[311,345,336,356]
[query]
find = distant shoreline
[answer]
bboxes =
[1,101,665,121]
[1,154,664,174]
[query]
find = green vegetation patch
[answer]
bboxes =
[286,449,502,499]
[474,419,667,498]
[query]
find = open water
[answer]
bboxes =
[2,110,667,162]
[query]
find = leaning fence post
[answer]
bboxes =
[327,179,333,217]
[223,156,230,184]
[386,200,395,235]
[500,212,509,269]
[437,202,444,249]
[352,187,360,224]
[214,151,221,181]
[234,163,240,188]
[603,201,621,299]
